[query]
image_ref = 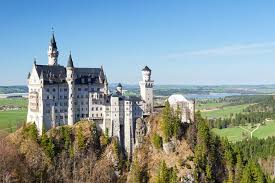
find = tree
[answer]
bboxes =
[161,101,173,142]
[102,128,110,145]
[77,126,85,150]
[156,160,169,183]
[170,166,178,183]
[235,148,243,183]
[23,123,38,141]
[151,133,163,149]
[131,158,142,183]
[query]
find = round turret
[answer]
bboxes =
[48,33,59,66]
[117,83,122,94]
[142,66,151,81]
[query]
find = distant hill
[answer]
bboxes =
[0,86,28,94]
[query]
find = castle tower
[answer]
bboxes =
[139,66,154,114]
[48,33,59,66]
[66,53,75,125]
[116,83,123,94]
[104,75,109,95]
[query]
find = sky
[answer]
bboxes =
[1,0,275,85]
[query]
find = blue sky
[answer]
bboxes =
[1,0,275,85]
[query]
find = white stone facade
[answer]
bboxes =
[27,34,154,157]
[168,94,195,123]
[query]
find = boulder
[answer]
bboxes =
[135,118,146,146]
[163,141,175,154]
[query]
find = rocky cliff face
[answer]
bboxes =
[1,114,195,183]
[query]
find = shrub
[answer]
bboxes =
[151,133,163,149]
[77,126,85,150]
[102,128,111,145]
[23,123,38,141]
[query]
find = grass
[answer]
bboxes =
[212,120,275,143]
[212,127,248,143]
[0,98,28,108]
[0,98,28,133]
[196,102,230,110]
[201,104,250,119]
[253,121,275,139]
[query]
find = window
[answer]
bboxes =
[64,88,68,92]
[53,88,56,92]
[97,88,100,91]
[84,88,88,91]
[46,89,50,92]
[78,88,81,91]
[47,96,49,99]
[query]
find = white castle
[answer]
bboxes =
[27,33,154,156]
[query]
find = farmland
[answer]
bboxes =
[0,98,27,133]
[212,120,275,143]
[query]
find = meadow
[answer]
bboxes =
[0,98,27,133]
[212,120,275,143]
[200,104,250,119]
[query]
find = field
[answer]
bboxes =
[0,98,27,107]
[0,98,28,133]
[200,104,250,119]
[212,120,275,142]
[196,102,230,110]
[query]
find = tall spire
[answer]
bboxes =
[48,30,59,66]
[50,33,57,49]
[67,52,74,68]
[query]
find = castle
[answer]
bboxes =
[27,33,154,156]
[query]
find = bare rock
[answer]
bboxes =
[163,141,175,154]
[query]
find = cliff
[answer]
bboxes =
[0,113,195,183]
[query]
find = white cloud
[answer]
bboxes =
[168,42,275,59]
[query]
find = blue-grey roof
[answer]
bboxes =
[67,53,74,68]
[50,33,57,49]
[142,66,151,72]
[117,83,122,87]
[35,64,104,85]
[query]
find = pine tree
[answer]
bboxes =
[235,148,243,183]
[170,166,178,183]
[131,158,142,183]
[156,161,169,183]
[161,101,173,142]
[77,126,85,150]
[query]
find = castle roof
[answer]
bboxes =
[168,94,190,105]
[67,53,74,68]
[142,66,151,72]
[50,33,57,49]
[35,64,104,85]
[117,83,122,87]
